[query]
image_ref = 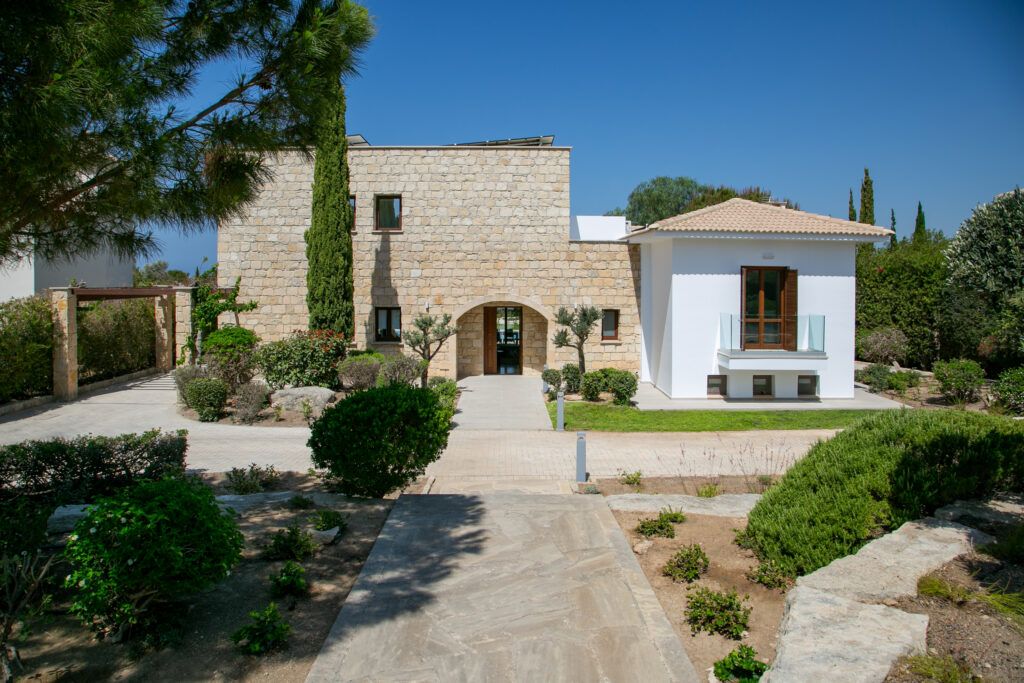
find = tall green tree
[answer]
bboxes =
[889,209,897,249]
[859,168,874,225]
[849,189,858,222]
[0,0,374,264]
[615,177,707,225]
[945,189,1024,296]
[306,88,355,335]
[913,202,927,242]
[680,186,797,214]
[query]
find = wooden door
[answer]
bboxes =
[483,307,497,375]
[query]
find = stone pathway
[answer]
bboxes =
[305,493,699,682]
[452,375,551,430]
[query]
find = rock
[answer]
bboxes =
[796,518,994,602]
[632,539,653,555]
[761,586,928,682]
[270,386,337,417]
[47,504,91,533]
[605,493,762,518]
[934,495,1024,528]
[311,527,339,545]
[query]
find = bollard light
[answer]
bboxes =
[576,432,587,483]
[556,392,565,431]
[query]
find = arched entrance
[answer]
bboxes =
[452,297,551,379]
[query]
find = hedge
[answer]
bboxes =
[0,294,53,402]
[78,299,155,384]
[742,410,1024,577]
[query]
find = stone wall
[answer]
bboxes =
[218,146,641,379]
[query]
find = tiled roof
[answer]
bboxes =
[633,198,893,238]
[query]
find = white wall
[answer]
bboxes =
[0,257,35,302]
[645,242,675,395]
[34,250,133,291]
[652,236,857,399]
[570,215,629,241]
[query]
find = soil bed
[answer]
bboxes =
[587,475,776,497]
[17,493,392,682]
[612,510,785,677]
[886,553,1024,682]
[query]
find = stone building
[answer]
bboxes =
[218,136,640,380]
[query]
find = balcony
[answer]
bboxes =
[717,314,827,371]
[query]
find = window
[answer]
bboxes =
[798,375,818,397]
[707,375,727,397]
[602,309,619,340]
[375,307,401,342]
[742,267,798,350]
[753,375,774,397]
[375,195,401,231]
[349,195,356,232]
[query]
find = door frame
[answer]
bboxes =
[483,306,523,375]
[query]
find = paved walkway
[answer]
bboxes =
[634,382,906,411]
[453,375,550,430]
[306,493,698,682]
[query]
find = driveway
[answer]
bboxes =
[453,375,551,431]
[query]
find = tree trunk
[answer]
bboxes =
[577,346,586,375]
[420,366,428,388]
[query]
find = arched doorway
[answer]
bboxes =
[453,298,551,379]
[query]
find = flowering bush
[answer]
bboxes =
[255,330,349,390]
[64,478,242,632]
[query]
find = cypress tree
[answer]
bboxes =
[305,87,354,336]
[913,202,926,242]
[859,168,874,225]
[848,189,857,222]
[889,208,897,249]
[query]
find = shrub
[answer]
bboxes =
[64,478,243,631]
[932,358,985,404]
[888,370,921,394]
[313,509,347,532]
[430,379,458,414]
[580,371,603,401]
[697,482,722,498]
[747,559,790,591]
[858,363,893,392]
[713,645,769,682]
[659,506,687,524]
[857,327,909,366]
[184,377,229,421]
[993,367,1024,415]
[604,368,638,406]
[233,381,269,424]
[269,562,307,597]
[562,363,581,393]
[263,523,317,561]
[378,355,423,387]
[308,384,450,498]
[618,469,643,491]
[582,485,599,494]
[288,494,314,510]
[205,351,257,392]
[349,348,386,361]
[743,410,1024,577]
[685,586,750,639]
[172,364,208,406]
[225,463,281,495]
[202,326,259,358]
[0,429,187,506]
[77,299,155,384]
[338,355,381,391]
[0,294,53,402]
[662,544,709,583]
[980,522,1024,564]
[231,603,290,655]
[255,330,349,390]
[635,517,675,538]
[541,368,562,392]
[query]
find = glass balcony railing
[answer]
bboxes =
[719,314,825,353]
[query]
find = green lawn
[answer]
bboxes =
[545,402,884,432]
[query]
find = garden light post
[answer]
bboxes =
[556,392,565,431]
[576,432,587,483]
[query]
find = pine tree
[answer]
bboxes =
[305,87,354,335]
[848,189,857,222]
[859,168,874,225]
[889,209,897,249]
[913,202,927,242]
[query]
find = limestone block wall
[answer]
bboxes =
[218,146,641,380]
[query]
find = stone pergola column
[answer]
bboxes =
[154,293,175,372]
[173,286,196,364]
[50,287,78,401]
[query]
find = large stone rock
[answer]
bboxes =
[605,493,761,518]
[270,386,336,417]
[762,586,928,682]
[47,504,92,533]
[934,495,1024,528]
[797,518,993,602]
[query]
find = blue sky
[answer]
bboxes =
[150,0,1024,272]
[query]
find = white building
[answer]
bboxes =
[625,198,890,399]
[0,250,134,302]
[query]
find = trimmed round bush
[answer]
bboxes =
[743,410,1024,577]
[604,368,638,406]
[993,367,1024,415]
[339,356,381,391]
[378,356,423,387]
[172,364,208,406]
[64,478,243,630]
[202,326,259,357]
[562,363,581,394]
[255,330,349,390]
[580,371,603,401]
[184,378,229,422]
[541,368,562,392]
[932,358,985,404]
[308,385,451,498]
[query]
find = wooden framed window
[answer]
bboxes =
[374,307,401,342]
[798,375,818,397]
[601,309,619,340]
[375,195,401,231]
[349,195,356,232]
[742,267,798,350]
[753,375,774,397]
[707,375,727,397]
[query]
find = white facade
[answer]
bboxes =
[636,234,864,400]
[570,215,631,241]
[0,251,134,302]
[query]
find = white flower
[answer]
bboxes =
[127,559,134,566]
[120,518,127,524]
[78,579,86,587]
[69,534,78,541]
[89,527,97,534]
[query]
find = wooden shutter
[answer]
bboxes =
[783,269,798,351]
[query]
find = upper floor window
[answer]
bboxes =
[349,195,356,232]
[375,195,402,231]
[602,309,619,340]
[742,267,797,350]
[375,307,401,342]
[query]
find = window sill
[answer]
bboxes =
[371,230,402,235]
[600,339,622,345]
[372,340,403,346]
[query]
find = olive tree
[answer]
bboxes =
[552,305,602,374]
